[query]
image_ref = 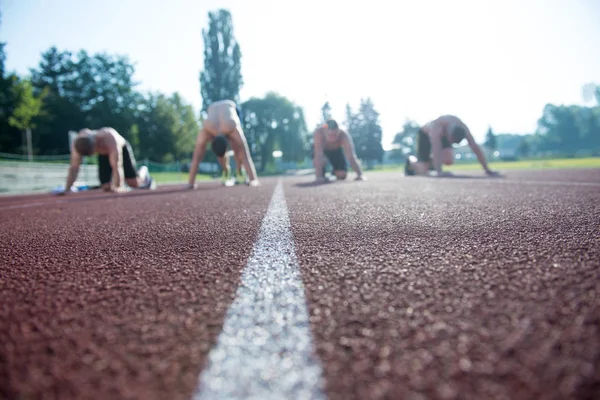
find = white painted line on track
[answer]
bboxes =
[192,180,326,400]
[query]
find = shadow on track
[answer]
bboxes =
[58,184,222,202]
[402,173,507,180]
[0,184,226,211]
[440,173,506,180]
[292,179,358,188]
[293,181,331,188]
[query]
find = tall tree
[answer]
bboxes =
[349,98,384,165]
[344,103,357,136]
[0,10,5,80]
[321,102,332,122]
[582,82,599,105]
[390,119,419,160]
[170,93,200,160]
[0,44,5,81]
[8,79,48,159]
[0,13,23,154]
[517,137,531,157]
[241,92,307,171]
[484,126,497,153]
[29,47,141,154]
[536,104,582,154]
[135,92,200,162]
[199,9,243,112]
[0,39,20,153]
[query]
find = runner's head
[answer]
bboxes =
[74,129,95,156]
[324,119,341,143]
[212,134,228,157]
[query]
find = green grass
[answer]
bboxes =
[374,157,600,173]
[151,172,214,184]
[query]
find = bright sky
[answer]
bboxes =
[1,0,599,149]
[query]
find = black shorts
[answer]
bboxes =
[98,142,138,185]
[416,130,452,163]
[323,147,347,172]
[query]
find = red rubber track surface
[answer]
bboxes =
[0,181,276,400]
[1,169,599,400]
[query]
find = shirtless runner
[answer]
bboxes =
[187,100,259,188]
[313,119,366,183]
[61,127,154,194]
[405,115,498,177]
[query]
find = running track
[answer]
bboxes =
[1,169,599,400]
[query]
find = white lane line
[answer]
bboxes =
[193,180,326,400]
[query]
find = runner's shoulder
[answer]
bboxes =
[99,127,125,147]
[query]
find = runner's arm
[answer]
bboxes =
[109,147,124,189]
[64,146,83,193]
[465,130,493,174]
[341,132,364,177]
[430,126,445,175]
[188,128,210,186]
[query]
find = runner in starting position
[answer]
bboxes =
[312,119,366,183]
[187,100,259,188]
[62,127,154,194]
[405,115,498,177]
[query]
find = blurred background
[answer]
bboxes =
[1,0,599,193]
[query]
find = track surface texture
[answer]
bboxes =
[1,169,599,400]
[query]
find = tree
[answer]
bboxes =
[0,43,5,81]
[135,92,200,162]
[582,82,599,105]
[29,47,141,154]
[0,16,24,154]
[170,93,200,160]
[0,46,20,153]
[321,102,332,122]
[484,126,497,153]
[241,92,307,171]
[0,10,4,80]
[8,79,48,159]
[536,104,582,154]
[348,98,384,166]
[199,9,243,112]
[390,119,419,160]
[517,137,531,158]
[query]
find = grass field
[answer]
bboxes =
[151,172,214,184]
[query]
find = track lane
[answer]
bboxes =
[0,181,276,400]
[286,171,600,400]
[1,170,599,400]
